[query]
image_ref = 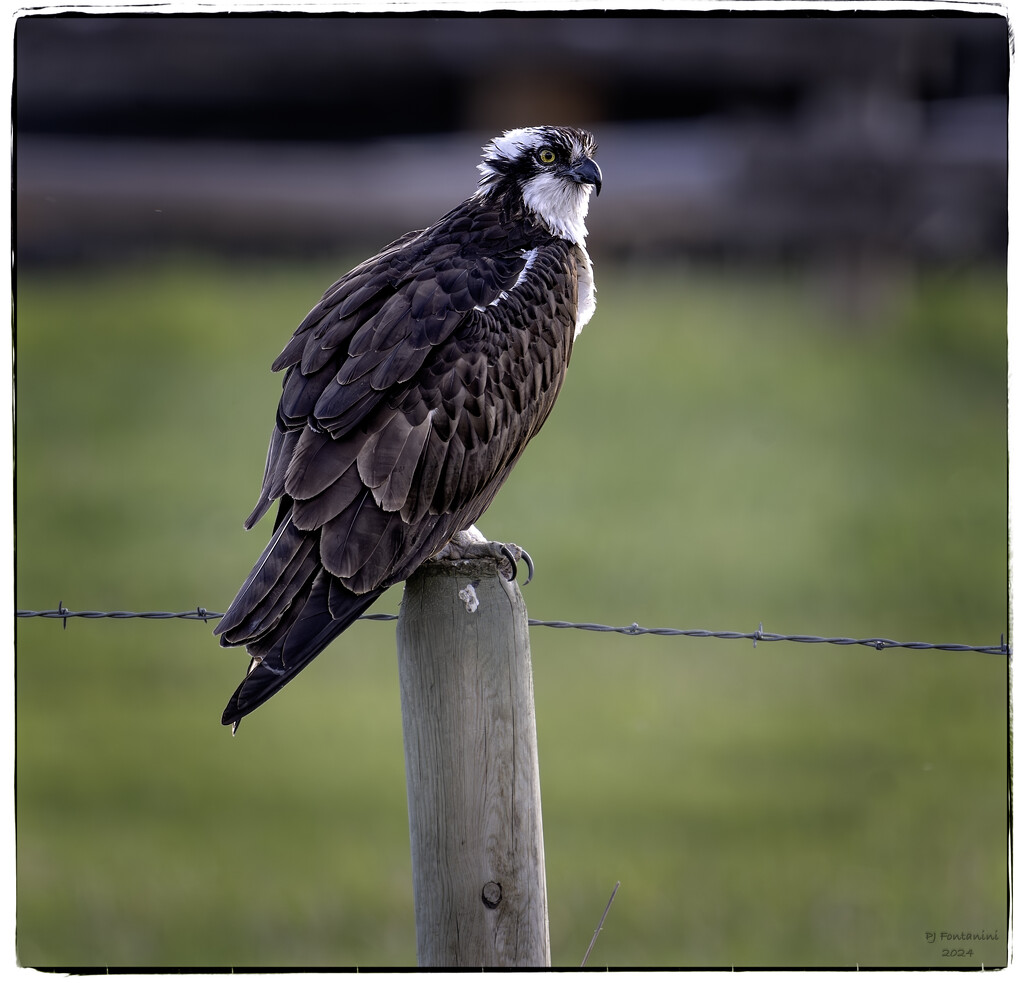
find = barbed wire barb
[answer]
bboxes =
[15,604,1010,656]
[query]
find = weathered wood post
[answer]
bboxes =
[396,556,550,967]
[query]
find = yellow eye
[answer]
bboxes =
[538,147,556,165]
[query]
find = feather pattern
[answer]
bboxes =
[216,125,600,727]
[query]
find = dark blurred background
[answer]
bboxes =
[17,12,1007,267]
[14,10,1009,971]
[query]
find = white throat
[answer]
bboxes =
[521,172,594,246]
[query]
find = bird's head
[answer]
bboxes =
[476,125,601,245]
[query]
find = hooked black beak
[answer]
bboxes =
[568,156,602,196]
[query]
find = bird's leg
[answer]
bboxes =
[433,525,535,584]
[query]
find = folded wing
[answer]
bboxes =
[216,203,581,727]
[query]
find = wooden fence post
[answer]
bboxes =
[396,556,550,967]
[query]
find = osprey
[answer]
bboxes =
[215,125,601,729]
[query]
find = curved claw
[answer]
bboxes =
[499,544,535,586]
[499,544,519,583]
[519,547,535,586]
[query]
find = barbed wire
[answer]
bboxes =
[15,604,1011,656]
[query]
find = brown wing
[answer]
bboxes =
[215,202,581,727]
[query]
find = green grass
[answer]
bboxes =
[15,256,1007,968]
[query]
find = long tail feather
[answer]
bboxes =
[221,571,384,730]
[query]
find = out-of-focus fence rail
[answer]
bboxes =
[16,105,1007,265]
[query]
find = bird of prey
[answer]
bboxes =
[215,125,602,730]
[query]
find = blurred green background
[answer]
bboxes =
[15,11,1009,972]
[15,257,1007,968]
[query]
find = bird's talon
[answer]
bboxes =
[520,548,535,585]
[499,544,519,582]
[496,543,535,584]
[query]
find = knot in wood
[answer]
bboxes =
[481,881,503,909]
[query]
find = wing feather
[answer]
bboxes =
[285,426,361,500]
[278,361,340,428]
[290,460,364,531]
[235,538,320,644]
[376,413,433,512]
[298,316,359,375]
[312,380,379,438]
[355,409,433,511]
[245,426,300,530]
[351,296,411,353]
[368,342,428,391]
[216,517,317,643]
[320,489,390,580]
[401,423,449,524]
